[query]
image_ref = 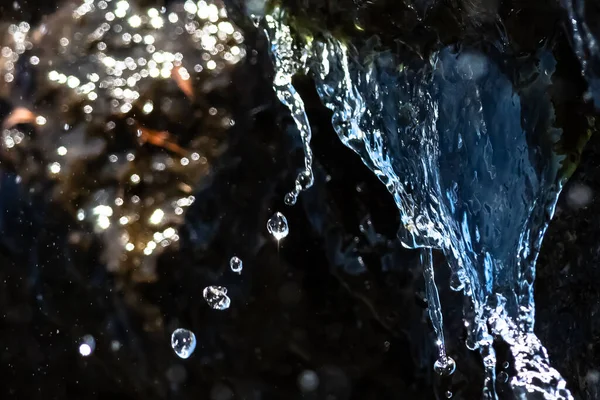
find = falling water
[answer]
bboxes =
[264,6,579,399]
[266,15,314,205]
[421,248,456,377]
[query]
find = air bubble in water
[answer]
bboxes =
[230,256,243,274]
[434,356,456,377]
[171,328,196,359]
[203,286,231,310]
[267,211,289,240]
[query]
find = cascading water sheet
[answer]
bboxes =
[264,7,577,399]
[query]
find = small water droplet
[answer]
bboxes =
[434,356,456,376]
[171,328,196,359]
[78,334,96,357]
[502,361,510,369]
[203,286,231,310]
[296,170,313,190]
[230,256,243,274]
[267,212,289,240]
[498,371,509,383]
[445,391,453,398]
[250,14,262,27]
[111,340,121,351]
[297,370,319,393]
[449,270,466,291]
[284,192,297,206]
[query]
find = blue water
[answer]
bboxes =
[265,8,575,399]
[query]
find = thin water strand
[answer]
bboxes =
[421,248,455,376]
[264,12,314,206]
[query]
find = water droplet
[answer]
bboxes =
[267,212,289,240]
[284,192,297,206]
[111,340,121,351]
[78,334,96,357]
[230,256,243,274]
[250,14,262,27]
[445,391,453,398]
[296,170,313,190]
[171,328,196,359]
[498,371,509,383]
[434,356,456,376]
[203,286,231,310]
[297,370,319,393]
[502,361,510,369]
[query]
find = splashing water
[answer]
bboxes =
[266,15,314,205]
[264,7,577,399]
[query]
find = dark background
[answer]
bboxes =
[0,0,599,399]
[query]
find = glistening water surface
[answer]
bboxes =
[263,5,590,398]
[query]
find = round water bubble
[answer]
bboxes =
[203,286,231,310]
[230,256,243,274]
[267,211,289,241]
[434,356,456,377]
[171,328,196,359]
[445,391,453,398]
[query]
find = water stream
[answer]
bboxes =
[264,6,578,399]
